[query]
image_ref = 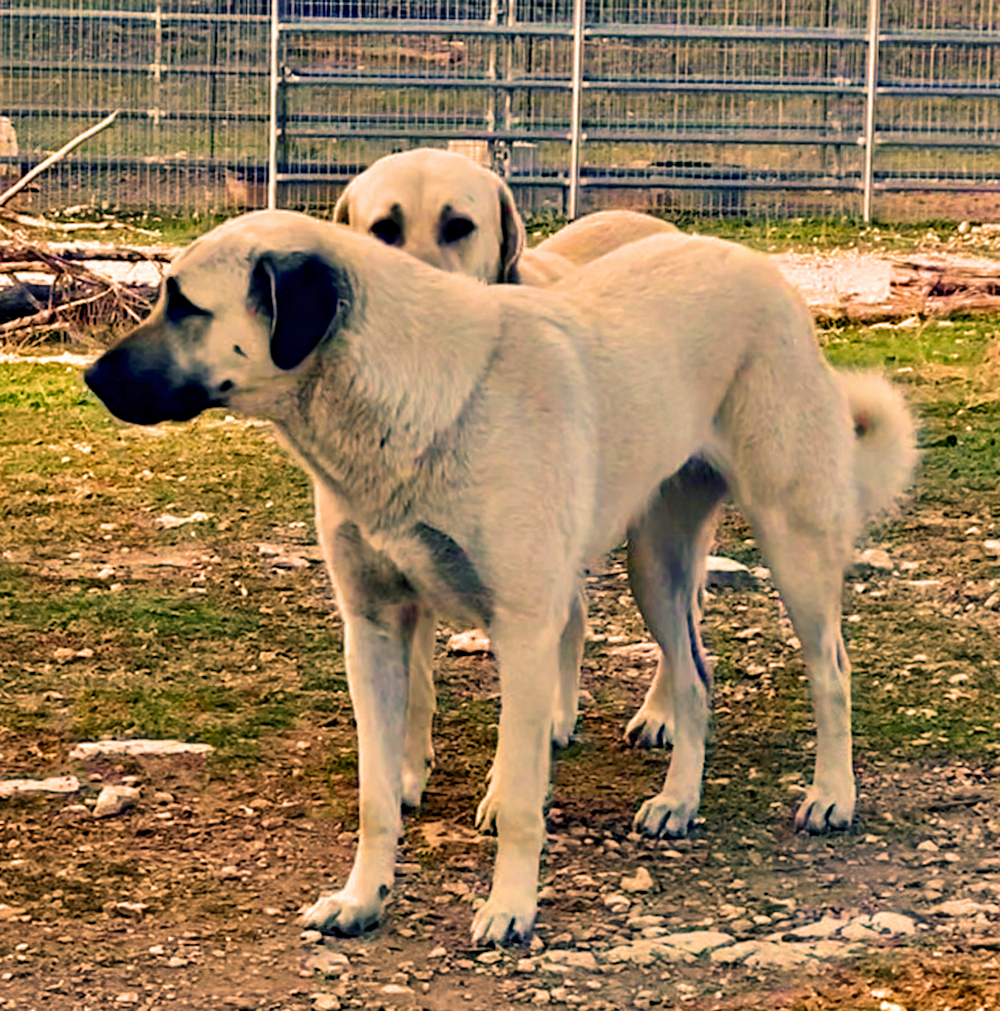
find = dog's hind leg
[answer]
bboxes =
[749,506,856,832]
[625,461,724,751]
[629,460,727,838]
[401,604,436,809]
[552,586,586,747]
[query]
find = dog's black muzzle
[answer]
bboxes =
[85,334,220,426]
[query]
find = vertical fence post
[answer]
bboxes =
[567,0,586,220]
[862,0,880,223]
[267,0,280,210]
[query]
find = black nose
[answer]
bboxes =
[85,343,215,425]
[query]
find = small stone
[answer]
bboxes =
[530,989,551,1005]
[312,996,341,1011]
[869,912,917,936]
[984,540,1000,556]
[300,930,323,945]
[706,556,757,590]
[841,921,879,942]
[381,984,413,995]
[661,931,734,955]
[477,950,502,965]
[306,950,350,976]
[851,547,893,575]
[69,740,213,760]
[620,867,655,893]
[0,776,81,799]
[933,899,1000,917]
[447,630,492,655]
[428,946,448,959]
[542,950,598,971]
[92,785,140,819]
[789,916,847,939]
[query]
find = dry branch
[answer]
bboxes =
[0,111,120,208]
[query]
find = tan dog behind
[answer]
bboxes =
[85,211,915,945]
[333,147,678,285]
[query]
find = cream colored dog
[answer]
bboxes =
[85,211,915,945]
[333,147,679,286]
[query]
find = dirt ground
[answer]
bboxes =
[4,252,1000,1009]
[3,498,1000,1010]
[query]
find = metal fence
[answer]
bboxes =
[2,0,1000,222]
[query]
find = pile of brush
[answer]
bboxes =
[0,239,159,344]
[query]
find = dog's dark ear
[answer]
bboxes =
[497,177,525,283]
[333,183,352,225]
[249,252,346,371]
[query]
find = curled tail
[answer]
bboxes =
[837,371,918,519]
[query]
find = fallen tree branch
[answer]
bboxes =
[0,110,121,208]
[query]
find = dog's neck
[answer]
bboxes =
[269,273,501,531]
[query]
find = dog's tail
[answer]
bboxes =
[837,371,918,519]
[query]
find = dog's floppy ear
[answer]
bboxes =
[497,176,525,282]
[248,252,347,371]
[333,183,353,225]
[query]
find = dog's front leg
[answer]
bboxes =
[301,605,412,935]
[472,620,559,945]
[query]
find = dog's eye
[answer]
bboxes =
[370,219,402,246]
[441,217,476,244]
[165,277,210,324]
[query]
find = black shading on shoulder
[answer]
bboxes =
[412,522,493,626]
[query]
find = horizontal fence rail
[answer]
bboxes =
[2,0,1000,222]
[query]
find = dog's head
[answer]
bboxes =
[334,149,525,283]
[85,211,355,426]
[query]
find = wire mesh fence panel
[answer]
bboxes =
[1,0,270,217]
[874,0,1000,221]
[2,0,1000,219]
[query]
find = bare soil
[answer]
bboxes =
[4,504,1000,1011]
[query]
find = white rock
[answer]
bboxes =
[869,912,917,936]
[984,540,1000,556]
[477,951,503,965]
[312,996,341,1011]
[0,775,80,799]
[620,867,655,893]
[841,921,879,942]
[706,556,757,590]
[933,899,1000,917]
[156,511,211,529]
[789,916,848,939]
[446,630,492,654]
[381,985,413,995]
[603,941,676,966]
[851,547,894,575]
[660,930,734,955]
[69,740,213,760]
[92,785,141,818]
[711,940,815,969]
[542,950,598,971]
[916,839,939,852]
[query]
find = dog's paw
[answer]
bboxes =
[299,887,387,936]
[550,708,577,749]
[475,778,499,834]
[401,757,433,810]
[624,704,674,749]
[471,894,537,946]
[794,787,855,834]
[633,790,697,838]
